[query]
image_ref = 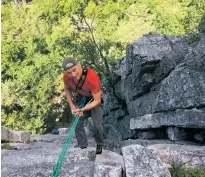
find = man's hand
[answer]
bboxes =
[72,108,84,117]
[71,105,76,114]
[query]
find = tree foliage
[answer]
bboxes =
[1,0,205,134]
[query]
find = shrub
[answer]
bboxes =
[170,163,205,177]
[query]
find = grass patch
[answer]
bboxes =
[1,143,14,150]
[170,163,205,177]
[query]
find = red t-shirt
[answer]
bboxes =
[63,67,101,97]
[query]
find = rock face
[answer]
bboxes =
[2,132,205,177]
[2,133,205,176]
[103,15,205,143]
[1,134,124,177]
[2,133,175,177]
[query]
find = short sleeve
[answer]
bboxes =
[63,73,69,85]
[89,72,101,94]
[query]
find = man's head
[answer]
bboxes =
[62,58,78,71]
[62,58,82,80]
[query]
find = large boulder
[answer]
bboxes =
[122,144,171,177]
[94,150,124,177]
[127,91,158,117]
[103,31,202,141]
[9,130,30,143]
[147,144,205,170]
[155,36,205,112]
[123,32,190,102]
[102,14,205,143]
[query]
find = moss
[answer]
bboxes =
[186,33,200,45]
[170,163,205,177]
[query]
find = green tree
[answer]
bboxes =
[1,0,205,134]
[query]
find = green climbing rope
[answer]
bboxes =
[50,97,86,177]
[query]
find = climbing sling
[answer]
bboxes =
[50,97,86,177]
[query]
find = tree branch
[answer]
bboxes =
[82,16,111,75]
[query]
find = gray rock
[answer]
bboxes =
[179,36,205,72]
[130,109,205,129]
[104,138,199,154]
[104,124,122,141]
[103,29,205,142]
[2,131,205,177]
[166,127,186,141]
[116,116,136,140]
[1,126,9,142]
[155,67,205,112]
[124,33,189,101]
[106,109,127,120]
[103,139,122,154]
[113,56,128,79]
[121,139,198,148]
[58,128,69,135]
[1,143,124,177]
[94,150,124,177]
[31,134,62,142]
[138,130,156,140]
[154,36,205,112]
[1,146,95,177]
[9,130,30,143]
[127,91,158,117]
[114,79,126,100]
[122,144,171,177]
[147,144,205,170]
[103,93,120,115]
[103,32,201,141]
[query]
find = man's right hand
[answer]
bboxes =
[75,112,83,117]
[72,108,83,117]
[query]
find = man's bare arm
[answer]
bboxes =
[81,92,101,112]
[64,84,75,110]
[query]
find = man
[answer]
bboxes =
[62,58,104,154]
